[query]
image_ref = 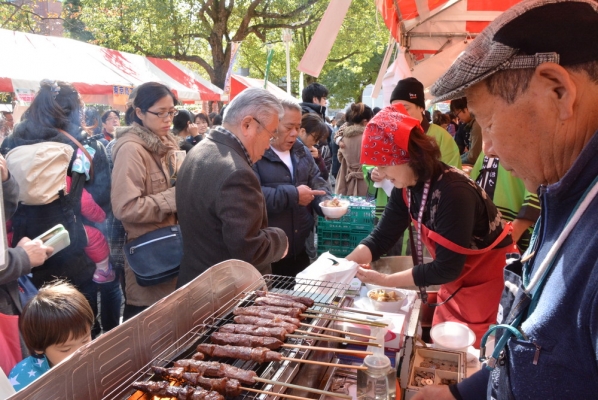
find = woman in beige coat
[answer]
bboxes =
[111,82,180,320]
[335,103,374,196]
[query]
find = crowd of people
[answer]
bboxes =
[1,0,597,397]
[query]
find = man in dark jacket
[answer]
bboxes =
[253,100,332,277]
[176,88,288,286]
[299,82,328,120]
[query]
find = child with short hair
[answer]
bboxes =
[8,281,94,391]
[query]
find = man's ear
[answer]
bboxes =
[534,63,576,121]
[239,116,254,138]
[312,97,320,104]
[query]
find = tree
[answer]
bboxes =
[63,0,94,42]
[79,0,327,89]
[0,0,62,33]
[236,0,388,106]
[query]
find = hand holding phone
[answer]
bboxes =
[17,237,53,267]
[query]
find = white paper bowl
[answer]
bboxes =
[367,288,406,312]
[430,322,476,352]
[319,200,350,219]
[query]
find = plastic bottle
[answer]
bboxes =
[356,354,396,400]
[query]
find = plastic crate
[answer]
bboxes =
[317,199,376,232]
[317,228,371,257]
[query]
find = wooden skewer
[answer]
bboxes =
[295,328,374,344]
[281,343,372,355]
[288,333,381,347]
[301,313,388,327]
[300,323,376,340]
[313,302,385,317]
[254,376,354,398]
[242,386,315,400]
[281,356,368,370]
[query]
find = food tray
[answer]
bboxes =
[406,348,465,393]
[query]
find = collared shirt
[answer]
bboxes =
[215,126,253,166]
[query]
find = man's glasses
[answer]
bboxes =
[252,117,278,139]
[146,110,179,119]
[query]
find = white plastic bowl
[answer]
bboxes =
[367,288,406,312]
[430,322,476,352]
[319,199,350,219]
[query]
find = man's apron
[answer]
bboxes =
[412,218,515,347]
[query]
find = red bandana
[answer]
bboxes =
[360,104,422,166]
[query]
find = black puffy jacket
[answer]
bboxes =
[253,141,332,258]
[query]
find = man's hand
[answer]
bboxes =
[0,154,9,182]
[297,185,326,206]
[17,237,53,268]
[355,267,388,286]
[371,167,385,183]
[411,385,455,400]
[309,146,319,158]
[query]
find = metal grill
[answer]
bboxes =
[106,274,350,399]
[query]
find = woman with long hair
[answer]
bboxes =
[335,103,373,196]
[349,104,516,346]
[111,82,180,320]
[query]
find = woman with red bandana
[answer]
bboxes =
[348,104,516,346]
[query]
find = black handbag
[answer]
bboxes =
[124,225,183,287]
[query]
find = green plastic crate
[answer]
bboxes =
[317,199,376,232]
[317,228,371,257]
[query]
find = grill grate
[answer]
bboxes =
[106,274,349,399]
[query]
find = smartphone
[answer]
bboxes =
[33,224,71,257]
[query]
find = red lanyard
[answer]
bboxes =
[408,180,431,265]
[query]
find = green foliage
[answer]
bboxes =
[63,0,94,42]
[0,0,48,33]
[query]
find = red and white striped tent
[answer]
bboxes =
[375,0,522,104]
[0,28,223,108]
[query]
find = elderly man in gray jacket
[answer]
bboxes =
[176,88,288,286]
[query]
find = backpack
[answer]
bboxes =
[4,130,96,287]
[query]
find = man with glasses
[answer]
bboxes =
[253,99,332,278]
[176,88,289,286]
[100,110,121,144]
[450,97,482,165]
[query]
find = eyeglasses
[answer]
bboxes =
[146,110,179,119]
[252,117,278,139]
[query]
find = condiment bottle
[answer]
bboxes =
[356,354,396,400]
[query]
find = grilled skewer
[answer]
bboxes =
[254,296,308,312]
[218,323,287,341]
[233,315,298,332]
[173,359,257,385]
[254,290,315,307]
[208,332,373,356]
[233,307,302,325]
[152,366,242,397]
[132,380,223,400]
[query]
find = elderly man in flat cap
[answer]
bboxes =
[412,0,598,399]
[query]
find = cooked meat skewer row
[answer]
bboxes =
[254,291,315,307]
[152,366,242,397]
[132,381,223,400]
[233,306,302,324]
[211,332,281,349]
[197,344,281,363]
[173,359,257,385]
[254,297,307,312]
[218,323,287,341]
[233,315,298,332]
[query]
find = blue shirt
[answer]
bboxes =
[8,354,50,392]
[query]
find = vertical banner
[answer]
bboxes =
[264,48,275,89]
[297,0,352,78]
[223,42,242,99]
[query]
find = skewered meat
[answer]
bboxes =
[255,290,315,307]
[233,315,298,332]
[197,343,282,363]
[233,306,301,325]
[255,297,308,312]
[173,360,257,385]
[131,381,224,400]
[152,366,242,397]
[218,323,287,341]
[210,332,282,350]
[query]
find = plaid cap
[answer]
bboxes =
[432,0,598,102]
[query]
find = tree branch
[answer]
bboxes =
[327,50,364,63]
